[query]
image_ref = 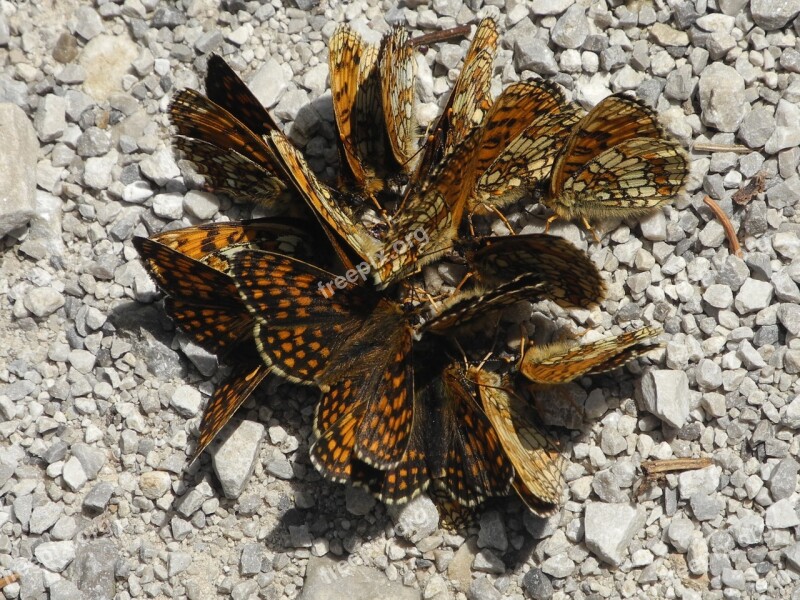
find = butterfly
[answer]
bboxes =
[519,326,663,384]
[169,56,292,208]
[456,233,607,311]
[170,55,378,276]
[346,357,514,508]
[329,25,417,201]
[219,245,564,477]
[473,367,565,516]
[133,219,317,461]
[468,80,583,220]
[543,94,689,237]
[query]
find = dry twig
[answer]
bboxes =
[703,195,742,258]
[637,457,714,497]
[410,25,472,48]
[692,141,751,154]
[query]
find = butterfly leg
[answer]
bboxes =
[581,217,601,243]
[543,214,558,233]
[484,203,515,235]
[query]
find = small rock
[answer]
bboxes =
[731,511,764,546]
[765,498,800,528]
[35,541,76,572]
[687,537,709,575]
[768,457,799,500]
[697,63,746,133]
[751,0,800,29]
[514,38,558,75]
[345,486,376,516]
[62,456,88,491]
[0,104,38,237]
[139,471,171,499]
[649,22,689,46]
[83,481,114,512]
[23,287,65,317]
[212,420,264,499]
[171,385,202,418]
[584,502,646,566]
[29,503,62,534]
[472,549,505,574]
[168,552,192,577]
[550,5,589,49]
[639,370,691,428]
[667,516,695,552]
[521,567,554,600]
[478,511,508,553]
[301,555,420,600]
[734,279,774,314]
[249,58,290,108]
[391,495,439,543]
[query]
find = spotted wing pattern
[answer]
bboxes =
[314,302,414,469]
[474,368,565,516]
[376,132,481,286]
[547,94,689,222]
[461,234,607,309]
[134,236,251,356]
[204,54,280,135]
[471,81,583,210]
[428,362,514,507]
[221,248,372,385]
[412,17,498,185]
[190,352,271,463]
[267,131,385,275]
[329,26,385,193]
[520,326,662,384]
[380,26,418,168]
[170,90,288,205]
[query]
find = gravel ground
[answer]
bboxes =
[2,0,800,599]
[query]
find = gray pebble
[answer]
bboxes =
[678,466,720,498]
[639,369,691,428]
[35,540,75,572]
[345,485,376,516]
[690,493,723,521]
[765,498,800,528]
[139,470,171,499]
[467,576,502,600]
[0,104,38,237]
[734,278,774,314]
[768,457,798,500]
[170,384,202,418]
[62,455,88,491]
[697,63,746,133]
[667,517,695,552]
[391,494,438,543]
[140,148,180,186]
[751,0,800,29]
[687,537,709,575]
[168,551,192,577]
[240,542,264,575]
[514,38,558,75]
[731,511,764,546]
[521,567,553,600]
[152,192,184,220]
[265,457,294,480]
[584,502,645,566]
[302,555,420,600]
[540,554,575,578]
[478,511,508,553]
[473,549,505,574]
[183,190,220,220]
[212,420,264,499]
[23,286,65,317]
[34,94,66,142]
[696,359,722,389]
[550,5,589,49]
[738,107,775,148]
[84,481,114,512]
[703,284,733,309]
[30,502,62,535]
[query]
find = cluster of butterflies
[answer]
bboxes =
[135,18,689,522]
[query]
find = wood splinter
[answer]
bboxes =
[703,196,742,258]
[636,457,714,497]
